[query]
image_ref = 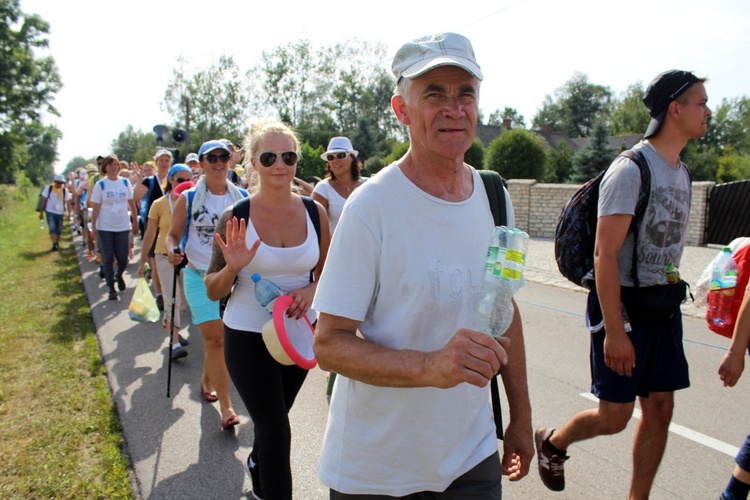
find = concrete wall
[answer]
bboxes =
[506,179,715,246]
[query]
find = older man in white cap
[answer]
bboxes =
[312,32,533,498]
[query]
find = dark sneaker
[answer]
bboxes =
[117,276,126,291]
[51,243,59,251]
[535,428,569,491]
[178,334,189,347]
[244,453,263,500]
[156,294,164,312]
[170,345,188,360]
[108,290,118,301]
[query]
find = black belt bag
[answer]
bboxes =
[620,281,689,324]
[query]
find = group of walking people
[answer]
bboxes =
[39,30,750,500]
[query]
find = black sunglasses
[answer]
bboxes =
[257,151,298,168]
[204,153,231,164]
[173,177,191,183]
[326,152,349,162]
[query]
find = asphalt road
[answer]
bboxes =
[75,234,748,499]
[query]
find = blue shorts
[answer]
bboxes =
[737,434,750,471]
[588,291,690,403]
[182,266,220,326]
[46,212,64,235]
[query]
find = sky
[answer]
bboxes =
[20,0,750,173]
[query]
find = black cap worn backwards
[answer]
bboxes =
[642,69,700,138]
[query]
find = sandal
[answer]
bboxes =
[221,414,240,430]
[200,384,218,403]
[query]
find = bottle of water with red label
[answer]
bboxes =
[707,247,738,328]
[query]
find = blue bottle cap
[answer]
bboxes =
[251,273,261,283]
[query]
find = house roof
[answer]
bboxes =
[475,124,643,153]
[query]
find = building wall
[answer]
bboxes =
[506,179,715,246]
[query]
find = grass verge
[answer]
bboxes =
[0,186,132,499]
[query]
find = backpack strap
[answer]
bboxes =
[301,196,321,245]
[619,150,651,289]
[180,189,196,250]
[478,170,507,227]
[478,168,507,440]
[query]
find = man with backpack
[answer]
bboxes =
[311,32,533,498]
[537,70,712,497]
[38,174,72,251]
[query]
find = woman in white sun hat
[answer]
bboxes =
[312,136,365,235]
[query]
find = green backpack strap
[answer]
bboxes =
[478,169,507,227]
[478,168,507,441]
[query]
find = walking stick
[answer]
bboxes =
[167,248,187,398]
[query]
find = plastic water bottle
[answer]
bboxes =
[252,273,282,315]
[475,227,528,338]
[707,247,738,328]
[39,218,45,230]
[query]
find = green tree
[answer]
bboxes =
[569,122,613,183]
[0,0,62,184]
[609,83,650,135]
[716,146,750,183]
[532,72,612,137]
[297,142,326,180]
[465,138,484,169]
[111,125,159,163]
[485,129,548,180]
[163,55,251,154]
[544,140,574,183]
[250,39,400,160]
[681,140,720,182]
[487,107,526,129]
[21,121,61,185]
[704,97,750,155]
[63,156,92,176]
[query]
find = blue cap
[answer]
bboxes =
[198,140,231,158]
[167,164,192,178]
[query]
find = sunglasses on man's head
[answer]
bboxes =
[257,151,298,168]
[326,152,349,162]
[204,153,231,164]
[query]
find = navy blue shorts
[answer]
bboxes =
[737,434,750,471]
[587,291,690,403]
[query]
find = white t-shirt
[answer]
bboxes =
[223,204,319,332]
[42,185,72,215]
[183,191,233,271]
[312,178,347,234]
[90,177,133,232]
[312,163,516,496]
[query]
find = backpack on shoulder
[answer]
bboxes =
[36,184,67,212]
[554,150,650,289]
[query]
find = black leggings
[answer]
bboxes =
[224,325,309,500]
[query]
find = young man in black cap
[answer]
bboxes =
[536,70,711,497]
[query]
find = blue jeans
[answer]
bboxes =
[45,212,64,235]
[98,230,129,292]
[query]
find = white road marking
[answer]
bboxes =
[579,392,739,457]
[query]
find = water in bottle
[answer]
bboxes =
[475,226,528,338]
[252,273,283,315]
[707,247,738,328]
[39,218,45,230]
